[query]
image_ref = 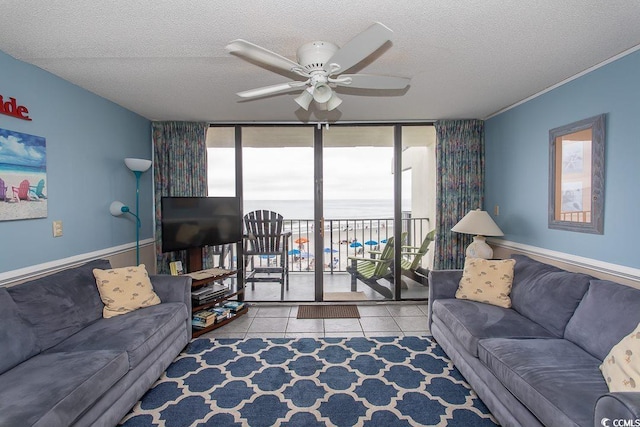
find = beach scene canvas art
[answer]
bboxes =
[0,128,47,221]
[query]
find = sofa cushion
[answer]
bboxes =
[0,288,41,374]
[432,299,555,357]
[455,258,515,308]
[0,350,128,427]
[478,337,609,427]
[7,259,110,351]
[565,280,640,361]
[93,264,161,318]
[601,322,640,392]
[46,302,188,369]
[509,255,592,337]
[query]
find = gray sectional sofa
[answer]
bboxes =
[0,259,192,427]
[428,254,640,427]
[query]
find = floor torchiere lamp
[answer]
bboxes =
[110,158,152,266]
[451,208,504,259]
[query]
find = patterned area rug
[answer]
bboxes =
[120,336,498,427]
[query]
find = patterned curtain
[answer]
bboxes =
[434,120,484,270]
[153,122,209,273]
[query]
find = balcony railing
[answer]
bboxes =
[245,216,430,273]
[560,210,591,222]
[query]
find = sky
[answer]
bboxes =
[208,146,402,201]
[0,128,46,168]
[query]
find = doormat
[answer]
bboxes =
[297,304,360,319]
[323,291,367,301]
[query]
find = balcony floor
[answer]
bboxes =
[242,271,429,302]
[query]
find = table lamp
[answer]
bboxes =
[451,209,504,259]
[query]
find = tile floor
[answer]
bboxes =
[199,302,431,339]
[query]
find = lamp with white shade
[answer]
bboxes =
[110,158,152,265]
[451,209,504,259]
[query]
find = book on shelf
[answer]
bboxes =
[191,316,216,329]
[211,307,232,322]
[192,309,216,326]
[222,301,246,312]
[169,261,184,276]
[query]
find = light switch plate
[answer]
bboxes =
[53,220,63,237]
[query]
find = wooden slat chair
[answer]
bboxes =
[346,235,398,299]
[0,178,7,201]
[400,229,435,285]
[11,179,37,201]
[30,179,46,199]
[243,210,291,300]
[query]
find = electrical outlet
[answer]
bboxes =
[52,220,63,237]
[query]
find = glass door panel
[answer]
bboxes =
[322,126,394,301]
[206,126,238,270]
[241,127,315,302]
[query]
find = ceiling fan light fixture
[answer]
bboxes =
[313,84,332,103]
[326,93,342,111]
[294,87,314,110]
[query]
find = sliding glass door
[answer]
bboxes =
[206,124,434,302]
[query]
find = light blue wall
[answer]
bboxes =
[0,51,152,273]
[485,49,640,269]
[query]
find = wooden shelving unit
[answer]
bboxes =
[187,268,247,338]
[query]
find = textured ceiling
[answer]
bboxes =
[1,1,639,123]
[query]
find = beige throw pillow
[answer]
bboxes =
[455,258,516,308]
[93,264,161,318]
[600,323,640,392]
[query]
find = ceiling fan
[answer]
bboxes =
[226,22,411,111]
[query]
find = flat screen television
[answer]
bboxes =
[161,197,242,253]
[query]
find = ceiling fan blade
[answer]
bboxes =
[336,74,410,90]
[323,22,393,74]
[237,81,307,99]
[226,39,301,74]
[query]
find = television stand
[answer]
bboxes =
[187,247,204,273]
[186,268,247,338]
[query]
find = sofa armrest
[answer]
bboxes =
[595,392,640,426]
[427,269,463,329]
[150,274,192,311]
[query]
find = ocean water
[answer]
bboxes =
[244,199,403,220]
[0,162,46,174]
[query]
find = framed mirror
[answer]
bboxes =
[548,114,605,234]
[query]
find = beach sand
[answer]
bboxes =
[0,170,48,221]
[288,223,395,272]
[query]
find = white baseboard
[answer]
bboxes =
[0,238,155,287]
[491,239,640,284]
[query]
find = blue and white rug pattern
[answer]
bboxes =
[121,336,497,427]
